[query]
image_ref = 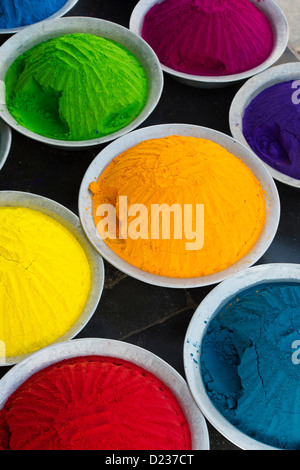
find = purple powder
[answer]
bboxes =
[242,80,300,180]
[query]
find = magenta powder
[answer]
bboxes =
[141,0,274,76]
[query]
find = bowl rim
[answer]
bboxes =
[0,190,105,367]
[78,123,281,289]
[0,16,164,149]
[229,61,300,188]
[0,337,210,450]
[184,263,300,450]
[0,119,12,171]
[129,0,289,85]
[0,0,80,34]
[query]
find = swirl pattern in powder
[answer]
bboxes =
[142,0,274,76]
[5,33,148,141]
[201,282,300,449]
[0,356,192,450]
[243,80,300,180]
[89,135,266,278]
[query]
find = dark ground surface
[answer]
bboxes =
[0,0,299,451]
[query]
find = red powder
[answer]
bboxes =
[142,0,274,76]
[0,356,192,450]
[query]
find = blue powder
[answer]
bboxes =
[201,282,300,449]
[0,0,67,29]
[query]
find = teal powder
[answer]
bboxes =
[201,282,300,449]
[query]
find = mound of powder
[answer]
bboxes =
[89,135,266,278]
[243,80,300,180]
[0,207,91,358]
[0,0,66,29]
[5,33,148,141]
[201,282,300,449]
[0,356,192,450]
[141,0,274,76]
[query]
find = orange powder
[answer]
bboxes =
[89,136,266,278]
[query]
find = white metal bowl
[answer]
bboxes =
[129,0,289,88]
[0,191,105,366]
[184,263,300,450]
[0,118,11,171]
[0,17,163,149]
[0,0,79,34]
[229,62,300,188]
[0,337,210,450]
[78,123,280,289]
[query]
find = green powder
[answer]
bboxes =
[5,33,149,141]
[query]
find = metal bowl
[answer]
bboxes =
[78,123,280,289]
[0,191,105,366]
[0,0,80,34]
[184,263,300,450]
[0,337,210,450]
[0,119,12,171]
[229,62,300,188]
[0,17,163,149]
[129,0,289,88]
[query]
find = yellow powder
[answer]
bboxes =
[0,207,91,358]
[89,135,266,278]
